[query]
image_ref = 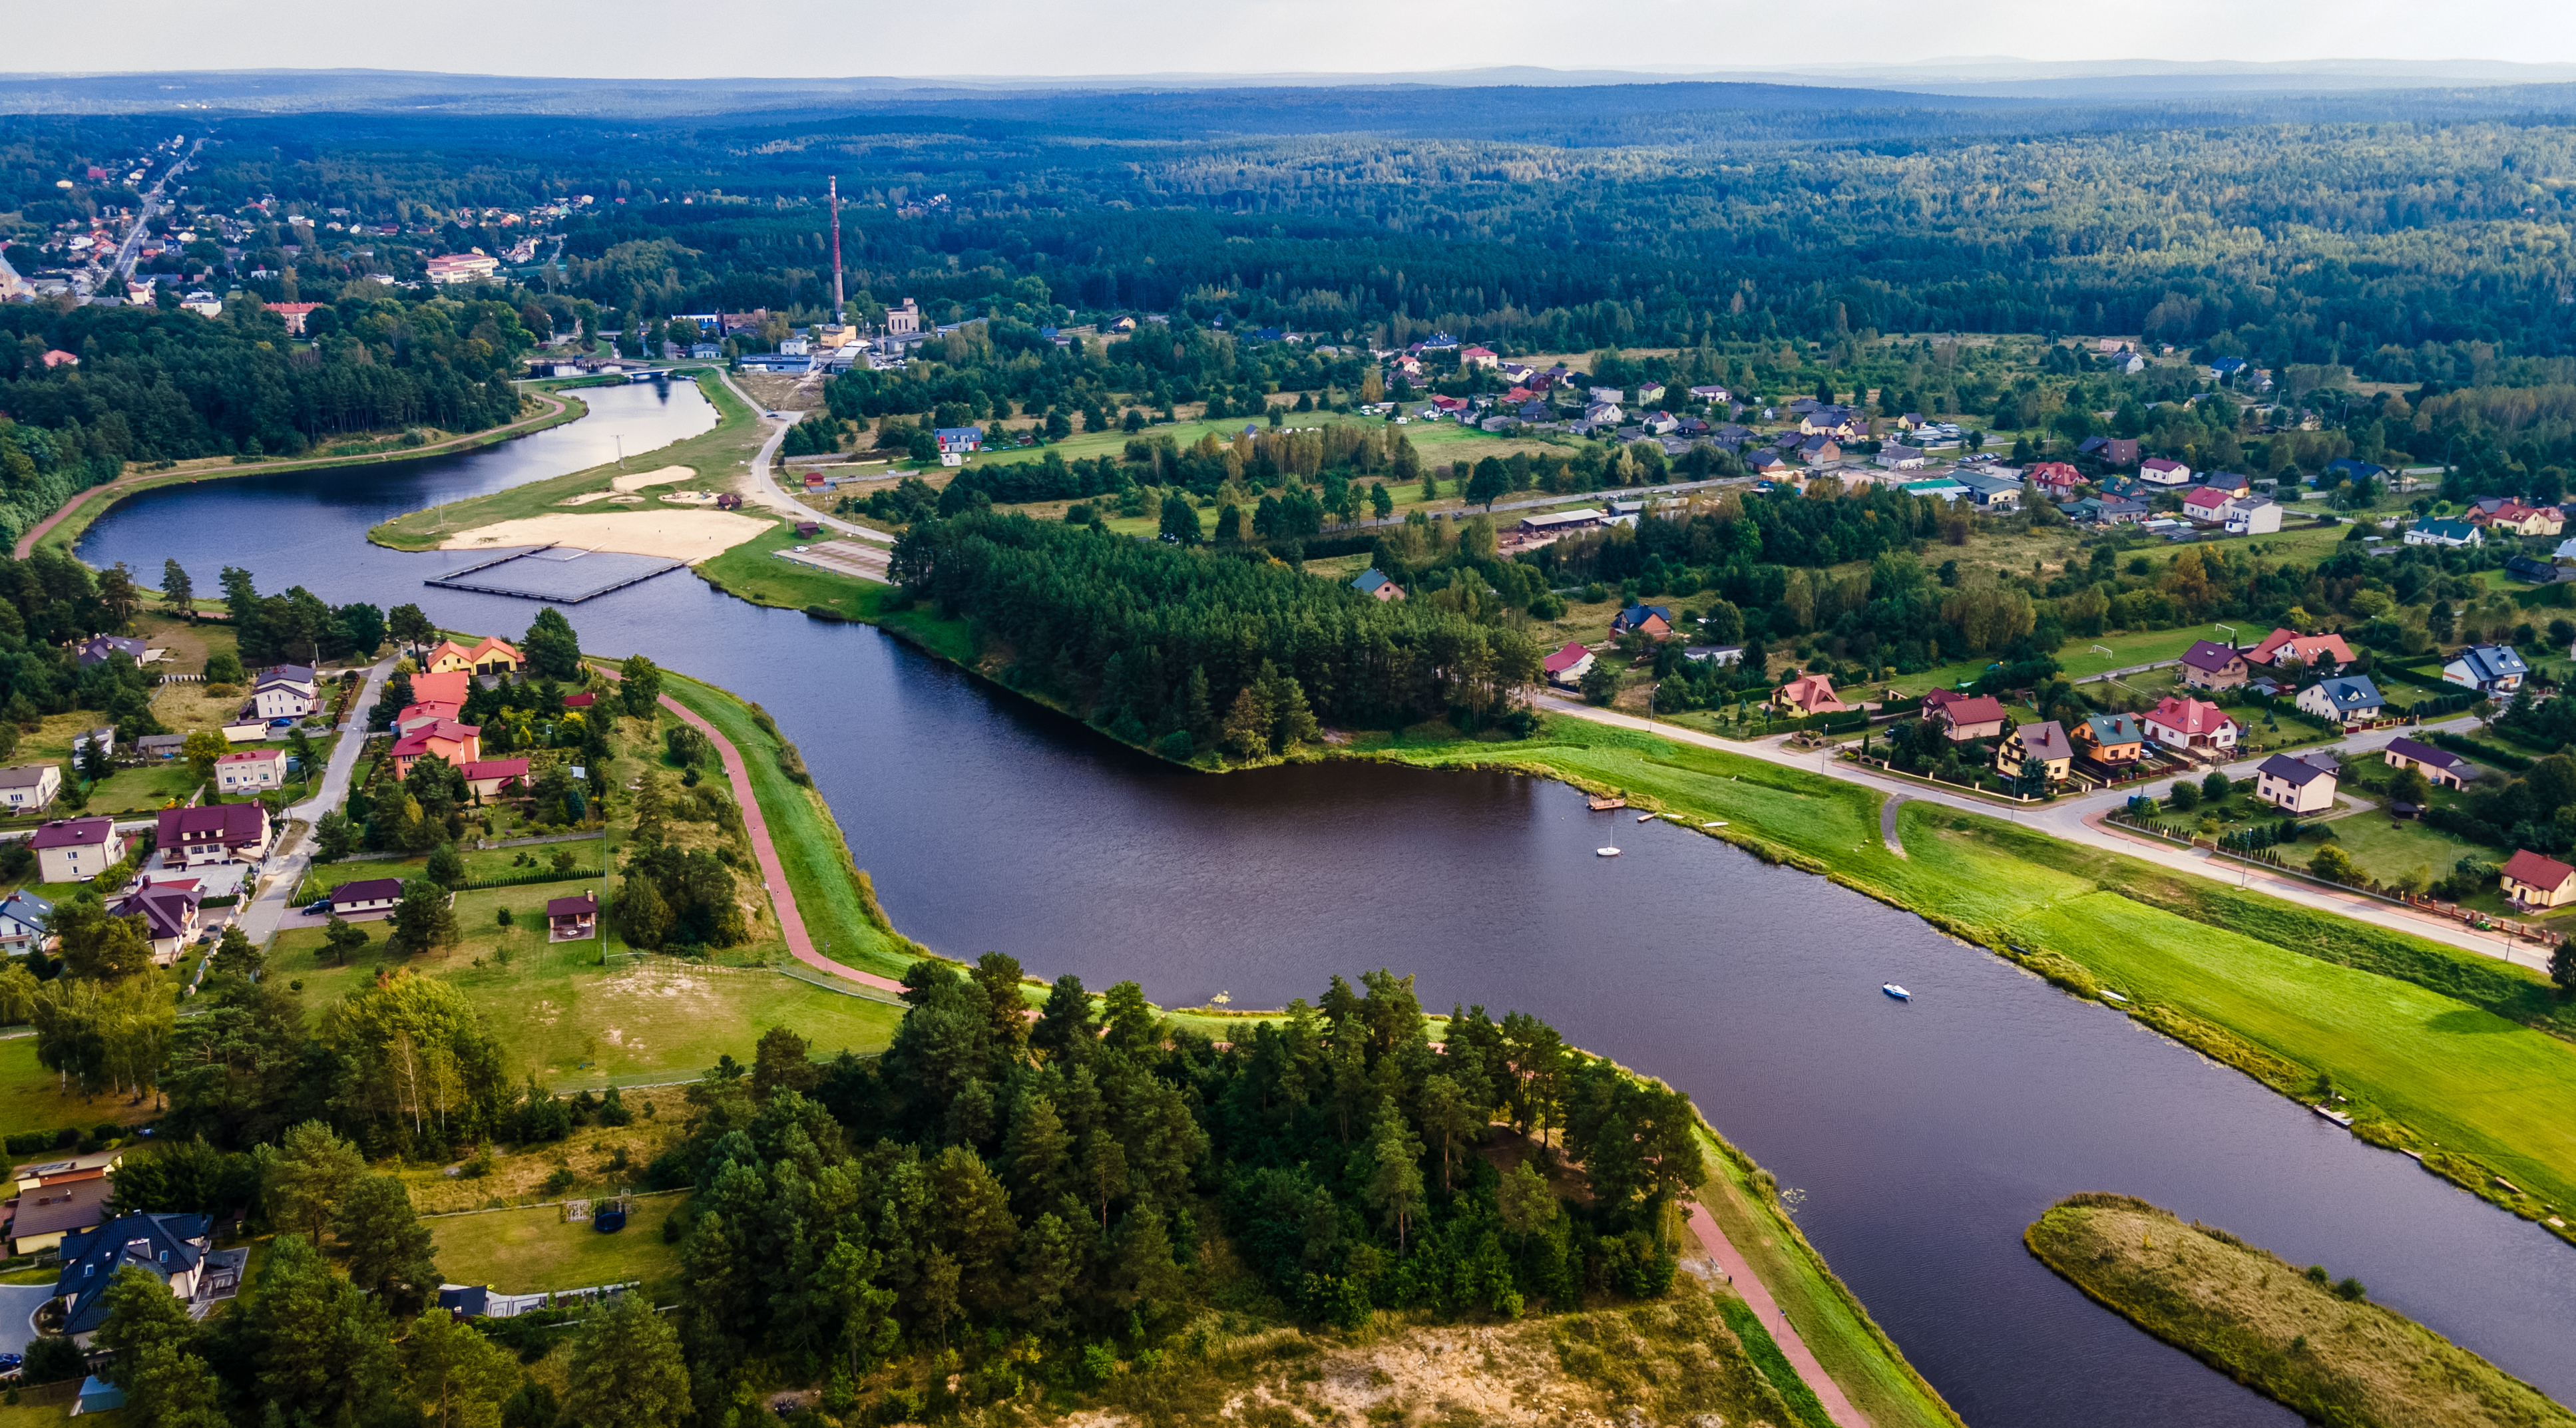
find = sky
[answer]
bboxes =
[12,0,2576,79]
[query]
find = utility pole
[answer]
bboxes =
[829,176,844,317]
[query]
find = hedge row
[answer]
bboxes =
[2434,729,2535,773]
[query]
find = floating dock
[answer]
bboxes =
[425,545,688,603]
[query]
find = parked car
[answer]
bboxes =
[304,898,331,914]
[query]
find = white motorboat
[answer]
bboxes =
[1597,846,1621,857]
[1882,983,1912,1001]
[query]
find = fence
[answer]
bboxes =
[2102,810,2562,946]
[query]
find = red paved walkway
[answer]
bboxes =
[657,693,907,995]
[1683,1200,1871,1428]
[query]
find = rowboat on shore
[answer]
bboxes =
[1596,846,1621,858]
[1587,795,1627,810]
[1636,813,1655,822]
[1882,983,1912,1001]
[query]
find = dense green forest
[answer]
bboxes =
[49,961,1702,1425]
[891,512,1546,751]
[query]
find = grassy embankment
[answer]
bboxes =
[2026,1193,2575,1428]
[27,386,592,560]
[1371,714,2576,1240]
[367,367,751,552]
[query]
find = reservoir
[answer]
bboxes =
[78,381,2576,1428]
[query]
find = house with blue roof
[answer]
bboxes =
[1611,604,1675,637]
[53,1212,246,1347]
[2404,518,2482,548]
[934,427,984,455]
[0,888,53,954]
[2444,644,2531,698]
[2295,675,2386,727]
[1351,568,1407,602]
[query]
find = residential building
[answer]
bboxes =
[0,889,53,954]
[0,763,62,812]
[51,1212,244,1346]
[2181,486,2233,524]
[1799,406,1863,439]
[1611,604,1675,639]
[462,758,531,802]
[1350,568,1406,602]
[1681,645,1744,666]
[9,1162,116,1258]
[1775,673,1849,716]
[2139,457,2193,486]
[1995,720,2073,789]
[2225,498,2283,536]
[1795,435,1842,464]
[1931,695,2008,743]
[1542,642,1596,687]
[2405,518,2483,548]
[2254,753,2338,813]
[935,427,984,455]
[109,882,202,963]
[265,300,320,335]
[251,671,318,720]
[2141,696,2239,752]
[329,878,403,918]
[73,727,114,759]
[74,634,147,667]
[2071,710,2153,767]
[2469,500,2564,537]
[425,637,523,676]
[31,816,122,883]
[133,734,185,762]
[2083,437,2141,466]
[2501,849,2576,908]
[391,720,482,779]
[2444,644,2531,697]
[214,748,288,793]
[2245,629,2354,675]
[2295,675,2387,726]
[2505,555,2571,584]
[548,891,600,941]
[155,802,272,867]
[425,252,501,285]
[2382,736,2479,789]
[1875,445,1929,470]
[2179,640,2250,691]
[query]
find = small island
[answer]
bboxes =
[2025,1192,2573,1428]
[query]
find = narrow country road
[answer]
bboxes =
[1681,1202,1869,1428]
[1534,695,2550,971]
[242,655,395,946]
[655,692,905,994]
[705,367,894,547]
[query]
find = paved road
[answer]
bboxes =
[1682,1202,1868,1428]
[107,136,204,281]
[0,1282,51,1357]
[706,369,895,548]
[654,691,904,994]
[1534,695,2547,970]
[241,655,396,946]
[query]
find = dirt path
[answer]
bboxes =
[1878,792,1908,858]
[13,387,573,560]
[1682,1202,1871,1428]
[655,693,907,995]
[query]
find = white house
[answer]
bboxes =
[0,764,61,812]
[2224,498,2282,535]
[2405,518,2483,548]
[2254,753,2338,814]
[2296,675,2387,726]
[214,748,288,793]
[251,673,318,721]
[2444,645,2531,697]
[30,817,122,884]
[2141,695,2239,752]
[2139,457,2193,486]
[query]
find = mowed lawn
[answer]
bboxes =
[0,1036,156,1141]
[1384,715,2576,1214]
[268,878,902,1087]
[2006,891,2576,1208]
[429,1197,686,1299]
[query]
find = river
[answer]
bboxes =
[78,381,2576,1428]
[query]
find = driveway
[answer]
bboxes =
[0,1282,53,1357]
[240,655,397,947]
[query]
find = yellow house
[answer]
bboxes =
[427,636,525,676]
[1994,720,2071,787]
[2500,849,2576,909]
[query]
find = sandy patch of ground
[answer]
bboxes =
[611,464,698,494]
[440,510,775,564]
[661,491,718,505]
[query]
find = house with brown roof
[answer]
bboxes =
[2179,640,2249,691]
[1930,695,2008,743]
[1773,673,1849,717]
[109,882,202,964]
[7,1166,113,1256]
[1996,720,2072,788]
[2254,753,2338,814]
[329,878,403,919]
[2382,736,2479,790]
[548,891,598,942]
[31,816,122,884]
[2500,849,2576,909]
[0,762,61,813]
[156,802,272,868]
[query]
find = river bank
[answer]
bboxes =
[16,383,592,560]
[2025,1193,2574,1428]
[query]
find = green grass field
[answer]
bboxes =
[0,1036,154,1141]
[299,842,604,904]
[428,1197,686,1299]
[1380,714,2576,1222]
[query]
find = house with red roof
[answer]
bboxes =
[425,636,523,676]
[462,758,531,802]
[2500,849,2576,909]
[407,671,472,707]
[1930,695,2008,742]
[264,301,322,335]
[2026,462,2083,496]
[1542,642,1596,688]
[1775,673,1849,717]
[391,721,481,779]
[2140,695,2238,752]
[2245,628,2354,675]
[2181,486,2233,524]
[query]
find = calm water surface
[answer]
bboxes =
[81,383,2576,1428]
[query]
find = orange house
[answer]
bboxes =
[390,720,482,779]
